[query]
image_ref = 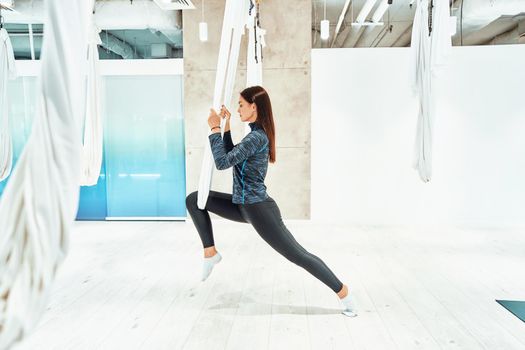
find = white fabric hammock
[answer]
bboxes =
[244,3,266,134]
[197,0,265,209]
[246,5,265,87]
[0,28,16,182]
[411,0,451,183]
[0,0,87,348]
[80,18,103,186]
[197,0,248,209]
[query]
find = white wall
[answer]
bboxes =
[311,45,525,226]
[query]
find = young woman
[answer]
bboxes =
[185,86,356,317]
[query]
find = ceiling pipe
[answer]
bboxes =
[3,0,183,48]
[460,0,525,31]
[1,0,43,23]
[94,0,182,30]
[486,17,525,45]
[0,1,14,10]
[454,0,525,43]
[99,30,142,59]
[1,0,182,30]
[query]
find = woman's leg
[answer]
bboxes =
[185,190,247,248]
[186,190,248,281]
[240,198,344,294]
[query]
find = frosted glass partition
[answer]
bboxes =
[1,60,187,220]
[103,75,186,219]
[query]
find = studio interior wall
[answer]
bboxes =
[311,45,525,227]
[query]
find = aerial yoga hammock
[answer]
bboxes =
[0,6,16,182]
[411,0,452,182]
[0,0,88,349]
[80,13,103,187]
[197,0,265,209]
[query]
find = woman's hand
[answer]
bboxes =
[220,105,231,122]
[208,108,221,129]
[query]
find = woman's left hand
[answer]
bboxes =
[208,108,221,128]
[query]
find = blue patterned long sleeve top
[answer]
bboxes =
[208,122,270,204]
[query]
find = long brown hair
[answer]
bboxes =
[240,86,276,163]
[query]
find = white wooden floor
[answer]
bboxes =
[13,220,525,350]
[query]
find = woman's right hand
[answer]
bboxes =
[220,105,231,122]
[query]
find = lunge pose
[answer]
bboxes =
[186,86,356,317]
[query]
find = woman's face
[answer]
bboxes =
[237,95,257,123]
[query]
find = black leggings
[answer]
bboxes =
[185,190,344,293]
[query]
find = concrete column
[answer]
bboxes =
[183,0,312,219]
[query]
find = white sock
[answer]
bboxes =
[201,252,222,281]
[340,292,358,317]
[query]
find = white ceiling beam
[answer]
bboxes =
[356,0,379,24]
[331,0,352,47]
[371,0,390,23]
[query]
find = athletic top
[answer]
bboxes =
[208,122,270,204]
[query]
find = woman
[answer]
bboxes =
[185,86,356,317]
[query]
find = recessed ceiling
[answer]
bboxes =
[312,0,525,48]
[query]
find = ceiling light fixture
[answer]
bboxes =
[320,0,329,40]
[199,0,207,42]
[449,15,457,36]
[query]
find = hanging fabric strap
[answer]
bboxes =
[0,0,87,348]
[411,0,451,183]
[80,17,103,186]
[0,28,16,182]
[197,0,267,208]
[197,0,249,209]
[246,4,265,88]
[245,0,265,136]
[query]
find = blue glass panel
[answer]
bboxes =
[1,73,186,220]
[103,75,186,218]
[76,152,108,220]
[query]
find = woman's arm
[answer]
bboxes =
[221,106,234,152]
[223,125,235,152]
[209,132,266,170]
